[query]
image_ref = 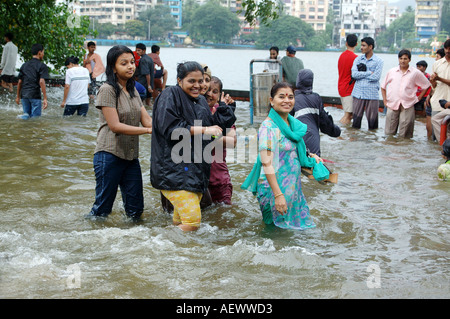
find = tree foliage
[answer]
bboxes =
[441,0,450,35]
[0,0,91,73]
[137,5,176,40]
[257,15,315,49]
[125,20,146,39]
[181,0,200,33]
[190,0,240,43]
[93,21,117,39]
[240,0,284,26]
[375,10,415,50]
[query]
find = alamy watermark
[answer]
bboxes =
[169,120,279,170]
[366,264,381,289]
[66,13,81,29]
[66,264,81,289]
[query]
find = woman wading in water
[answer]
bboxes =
[242,82,329,230]
[151,61,235,231]
[87,45,152,220]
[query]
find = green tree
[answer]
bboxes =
[240,0,284,26]
[441,0,450,34]
[256,15,315,49]
[190,1,240,43]
[305,32,328,51]
[93,21,118,39]
[181,0,200,33]
[137,5,176,40]
[375,10,415,50]
[125,20,146,38]
[0,0,91,73]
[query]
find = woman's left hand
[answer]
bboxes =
[221,92,234,105]
[310,153,323,163]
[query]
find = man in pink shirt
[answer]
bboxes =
[381,49,431,138]
[338,34,358,125]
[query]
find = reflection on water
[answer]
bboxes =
[0,87,449,299]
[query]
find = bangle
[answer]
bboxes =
[274,193,284,198]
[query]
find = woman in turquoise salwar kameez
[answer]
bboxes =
[242,82,329,230]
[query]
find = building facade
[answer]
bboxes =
[163,0,182,28]
[78,0,140,25]
[288,0,329,31]
[76,0,183,26]
[415,0,443,40]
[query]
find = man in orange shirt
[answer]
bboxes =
[337,34,358,125]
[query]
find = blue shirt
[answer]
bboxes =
[351,54,383,100]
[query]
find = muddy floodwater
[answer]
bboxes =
[0,83,449,299]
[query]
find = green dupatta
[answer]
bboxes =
[241,108,329,194]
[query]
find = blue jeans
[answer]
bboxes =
[88,151,144,219]
[64,103,89,116]
[20,98,42,119]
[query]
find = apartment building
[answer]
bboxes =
[163,0,182,28]
[415,0,443,40]
[77,0,181,26]
[289,0,329,31]
[339,0,377,46]
[375,1,399,28]
[78,0,137,25]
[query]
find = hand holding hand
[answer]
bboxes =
[309,153,323,163]
[204,125,223,136]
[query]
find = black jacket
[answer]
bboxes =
[150,85,235,193]
[290,69,341,157]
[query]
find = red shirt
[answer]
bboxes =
[148,53,163,68]
[338,50,358,97]
[133,51,140,67]
[416,72,431,98]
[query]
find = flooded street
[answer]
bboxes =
[0,83,448,299]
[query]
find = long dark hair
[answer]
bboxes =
[105,45,136,100]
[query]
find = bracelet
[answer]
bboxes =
[274,193,284,198]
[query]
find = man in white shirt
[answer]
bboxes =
[61,56,91,116]
[0,32,18,93]
[430,39,450,140]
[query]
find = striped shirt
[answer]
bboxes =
[94,83,143,161]
[351,54,384,100]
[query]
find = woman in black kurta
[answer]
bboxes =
[151,61,235,231]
